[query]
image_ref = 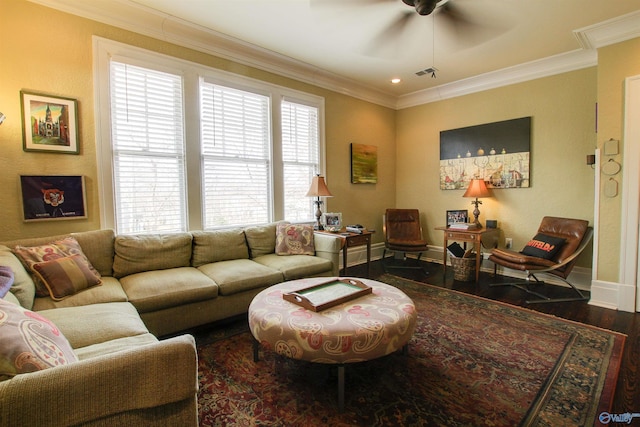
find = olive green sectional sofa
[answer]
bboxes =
[0,222,342,426]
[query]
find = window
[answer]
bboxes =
[200,82,271,228]
[95,38,325,234]
[109,62,187,234]
[282,100,320,221]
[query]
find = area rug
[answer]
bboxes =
[196,274,625,426]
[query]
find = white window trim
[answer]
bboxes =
[93,36,326,231]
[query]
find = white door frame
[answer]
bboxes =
[619,74,640,312]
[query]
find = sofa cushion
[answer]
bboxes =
[0,299,78,380]
[32,277,128,311]
[32,254,102,301]
[113,233,192,278]
[13,237,101,297]
[0,266,14,298]
[0,246,35,309]
[253,253,333,281]
[191,229,249,267]
[71,229,116,277]
[36,302,150,349]
[275,223,315,255]
[244,223,279,258]
[197,259,283,296]
[120,267,218,313]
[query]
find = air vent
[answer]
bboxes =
[416,67,438,78]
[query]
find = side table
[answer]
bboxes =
[435,226,500,283]
[316,228,373,276]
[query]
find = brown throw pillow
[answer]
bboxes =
[275,223,315,256]
[0,299,78,380]
[32,255,102,301]
[13,237,101,297]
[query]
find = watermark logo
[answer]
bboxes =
[599,412,640,424]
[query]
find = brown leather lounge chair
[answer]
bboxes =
[382,209,429,274]
[489,216,593,303]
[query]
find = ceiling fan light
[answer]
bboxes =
[414,0,439,16]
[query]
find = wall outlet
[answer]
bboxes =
[505,238,513,249]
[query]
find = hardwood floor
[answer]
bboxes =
[345,259,640,417]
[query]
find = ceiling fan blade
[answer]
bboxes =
[436,1,510,48]
[311,0,394,10]
[362,11,415,57]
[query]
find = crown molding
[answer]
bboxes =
[26,0,640,110]
[27,0,398,108]
[573,10,640,50]
[396,49,598,109]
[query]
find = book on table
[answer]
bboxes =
[449,222,478,230]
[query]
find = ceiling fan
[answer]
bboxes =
[313,0,507,59]
[402,0,443,16]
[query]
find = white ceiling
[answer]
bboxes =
[31,0,640,107]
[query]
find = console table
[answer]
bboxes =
[435,226,500,283]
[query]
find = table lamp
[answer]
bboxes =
[463,178,491,228]
[306,175,333,230]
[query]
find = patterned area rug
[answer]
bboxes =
[196,274,625,426]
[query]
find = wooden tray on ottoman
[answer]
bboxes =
[283,278,372,312]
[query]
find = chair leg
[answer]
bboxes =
[382,250,428,275]
[490,273,589,304]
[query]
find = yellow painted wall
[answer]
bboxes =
[596,38,640,281]
[2,0,639,279]
[0,1,395,242]
[396,69,597,268]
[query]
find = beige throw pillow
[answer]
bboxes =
[275,223,315,256]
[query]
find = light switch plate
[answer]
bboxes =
[604,139,619,156]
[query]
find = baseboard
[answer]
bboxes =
[589,280,636,312]
[343,243,592,291]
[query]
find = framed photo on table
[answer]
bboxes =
[446,210,468,226]
[21,91,79,154]
[323,212,342,232]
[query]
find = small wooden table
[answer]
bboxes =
[316,228,374,276]
[435,226,500,283]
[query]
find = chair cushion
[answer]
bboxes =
[521,233,566,260]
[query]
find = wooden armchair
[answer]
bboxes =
[382,209,429,274]
[489,216,592,303]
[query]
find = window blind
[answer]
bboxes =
[110,62,186,234]
[282,100,320,221]
[200,82,271,228]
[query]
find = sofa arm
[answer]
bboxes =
[0,335,198,427]
[314,232,344,276]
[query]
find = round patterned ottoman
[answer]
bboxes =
[248,277,417,410]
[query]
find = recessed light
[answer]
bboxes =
[391,78,401,84]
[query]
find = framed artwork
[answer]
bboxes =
[446,210,468,226]
[21,91,79,154]
[351,143,378,184]
[439,117,531,190]
[323,212,342,232]
[20,175,87,221]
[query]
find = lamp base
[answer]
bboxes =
[314,200,324,230]
[471,199,483,228]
